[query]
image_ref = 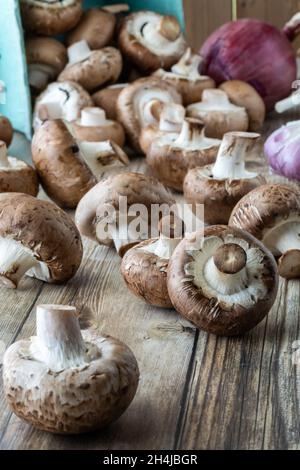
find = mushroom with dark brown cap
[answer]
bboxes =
[183,131,266,225]
[66,8,116,50]
[229,183,300,279]
[71,107,125,147]
[92,84,127,120]
[26,37,68,94]
[75,172,175,257]
[116,77,182,151]
[154,48,216,106]
[167,225,278,336]
[118,11,187,73]
[0,193,82,289]
[0,115,13,147]
[121,214,184,308]
[33,80,93,130]
[147,118,221,192]
[0,141,39,196]
[3,304,139,434]
[58,40,122,93]
[32,119,129,209]
[20,0,83,36]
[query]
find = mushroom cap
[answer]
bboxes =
[219,80,266,132]
[32,119,96,209]
[121,239,172,308]
[3,327,139,434]
[92,84,126,120]
[66,8,116,49]
[58,47,122,93]
[184,167,266,225]
[75,172,175,244]
[20,0,83,36]
[168,225,278,336]
[0,157,39,197]
[118,11,187,73]
[0,116,13,147]
[0,193,82,283]
[71,113,125,147]
[33,80,93,130]
[116,77,182,151]
[26,37,68,75]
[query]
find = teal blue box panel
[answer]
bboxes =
[0,0,185,139]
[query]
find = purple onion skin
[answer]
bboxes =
[200,19,296,111]
[264,123,300,181]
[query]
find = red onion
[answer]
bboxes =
[264,121,300,181]
[200,17,299,111]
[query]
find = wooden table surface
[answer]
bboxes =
[0,112,299,450]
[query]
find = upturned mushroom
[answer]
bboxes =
[147,118,221,191]
[75,172,175,257]
[183,131,266,225]
[66,8,116,49]
[0,193,82,289]
[229,183,300,279]
[92,84,127,120]
[0,115,13,147]
[139,102,185,154]
[58,40,122,93]
[167,225,278,336]
[26,37,68,94]
[32,119,128,209]
[118,11,187,73]
[3,304,139,433]
[121,214,184,308]
[154,48,215,105]
[117,77,182,151]
[20,0,83,36]
[187,89,249,139]
[33,80,93,130]
[71,107,125,147]
[0,141,39,196]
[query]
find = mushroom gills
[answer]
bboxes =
[262,220,300,257]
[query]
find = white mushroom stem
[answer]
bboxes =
[275,91,300,114]
[38,101,63,121]
[0,141,9,167]
[31,305,87,371]
[142,235,181,259]
[80,107,107,127]
[159,104,185,132]
[174,118,204,146]
[67,40,91,65]
[171,48,202,79]
[211,131,259,180]
[79,140,128,176]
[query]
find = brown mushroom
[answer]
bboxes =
[0,193,82,289]
[3,304,139,433]
[0,115,13,147]
[20,0,83,36]
[92,84,127,120]
[58,40,122,92]
[183,131,266,225]
[229,183,300,279]
[118,11,187,73]
[75,172,175,256]
[167,225,278,336]
[147,118,220,191]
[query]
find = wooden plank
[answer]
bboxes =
[183,0,232,49]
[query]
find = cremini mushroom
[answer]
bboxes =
[3,304,139,433]
[0,193,82,289]
[139,102,185,154]
[121,214,184,308]
[117,77,182,151]
[184,131,266,225]
[75,172,175,257]
[147,118,221,191]
[32,119,128,209]
[167,225,278,336]
[118,11,187,73]
[0,115,13,147]
[92,84,127,120]
[33,80,93,130]
[66,8,116,49]
[58,40,122,92]
[71,107,125,147]
[154,48,215,105]
[229,183,300,279]
[187,89,249,139]
[0,141,38,196]
[20,0,83,36]
[26,37,68,94]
